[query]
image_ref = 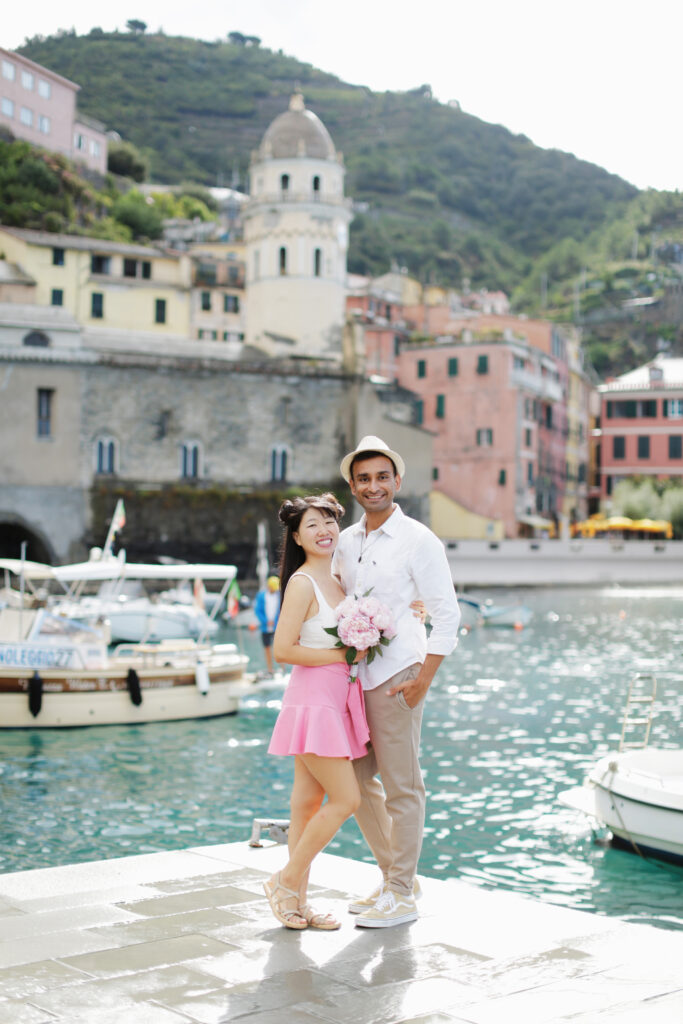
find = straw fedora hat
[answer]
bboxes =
[339,435,406,482]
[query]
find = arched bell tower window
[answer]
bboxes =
[95,435,118,475]
[181,441,202,480]
[314,248,322,277]
[23,330,50,348]
[280,173,290,195]
[279,247,287,276]
[312,175,321,199]
[271,445,288,482]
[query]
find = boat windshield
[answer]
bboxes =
[34,613,104,642]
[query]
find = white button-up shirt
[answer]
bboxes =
[333,504,460,690]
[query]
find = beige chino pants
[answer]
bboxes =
[352,663,425,897]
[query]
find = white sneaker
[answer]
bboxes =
[354,888,418,928]
[348,877,421,915]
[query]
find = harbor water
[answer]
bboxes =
[1,585,681,930]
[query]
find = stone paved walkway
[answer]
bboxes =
[0,841,681,1023]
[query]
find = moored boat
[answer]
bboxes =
[0,578,250,728]
[559,673,683,863]
[458,595,532,629]
[49,557,233,644]
[559,749,683,862]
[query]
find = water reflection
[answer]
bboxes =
[1,586,681,929]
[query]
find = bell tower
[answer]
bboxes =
[243,94,352,359]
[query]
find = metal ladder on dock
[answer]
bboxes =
[618,673,657,751]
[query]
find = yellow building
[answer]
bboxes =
[188,241,246,349]
[429,491,504,541]
[563,329,591,526]
[0,227,192,337]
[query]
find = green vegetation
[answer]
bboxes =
[0,139,218,241]
[610,478,683,539]
[514,190,683,376]
[9,30,683,378]
[107,139,148,181]
[17,29,638,294]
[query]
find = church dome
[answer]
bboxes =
[258,93,337,161]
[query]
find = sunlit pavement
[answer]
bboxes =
[0,841,681,1023]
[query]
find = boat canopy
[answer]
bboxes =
[52,560,238,583]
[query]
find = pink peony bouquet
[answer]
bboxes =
[325,591,396,677]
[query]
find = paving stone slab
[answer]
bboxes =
[60,933,235,978]
[0,959,92,1001]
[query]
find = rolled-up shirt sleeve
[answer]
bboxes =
[411,533,461,655]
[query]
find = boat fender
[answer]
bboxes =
[195,662,210,695]
[28,671,43,717]
[126,668,143,706]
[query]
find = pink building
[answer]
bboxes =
[346,275,409,379]
[397,334,565,537]
[598,356,683,499]
[0,47,107,174]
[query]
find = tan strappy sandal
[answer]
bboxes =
[263,873,308,930]
[299,903,341,930]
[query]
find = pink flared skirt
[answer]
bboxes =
[268,662,370,760]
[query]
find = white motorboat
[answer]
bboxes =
[0,603,249,728]
[49,555,231,644]
[0,557,250,727]
[560,749,683,862]
[559,673,683,863]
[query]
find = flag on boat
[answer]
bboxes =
[226,579,242,618]
[103,499,126,555]
[111,499,126,533]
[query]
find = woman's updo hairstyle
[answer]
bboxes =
[278,493,344,529]
[277,493,345,594]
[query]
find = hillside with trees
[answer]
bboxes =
[17,29,638,296]
[513,190,683,376]
[9,29,683,379]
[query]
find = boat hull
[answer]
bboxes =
[559,749,683,862]
[0,659,249,728]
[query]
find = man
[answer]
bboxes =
[253,575,281,676]
[333,435,460,927]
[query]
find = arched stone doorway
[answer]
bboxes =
[0,519,55,564]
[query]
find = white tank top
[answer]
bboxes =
[291,572,339,649]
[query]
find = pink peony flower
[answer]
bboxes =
[337,612,380,650]
[326,591,396,671]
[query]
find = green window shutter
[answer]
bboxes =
[448,357,458,376]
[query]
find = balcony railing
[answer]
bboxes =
[510,367,563,402]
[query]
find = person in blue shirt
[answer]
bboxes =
[254,575,281,675]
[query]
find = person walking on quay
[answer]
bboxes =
[333,435,461,928]
[253,574,281,676]
[263,493,370,930]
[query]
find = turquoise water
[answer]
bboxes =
[1,586,682,930]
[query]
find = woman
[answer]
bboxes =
[264,493,367,930]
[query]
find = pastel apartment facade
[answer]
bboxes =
[598,356,683,499]
[0,46,107,173]
[397,333,571,537]
[0,227,192,338]
[189,242,246,351]
[346,273,408,380]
